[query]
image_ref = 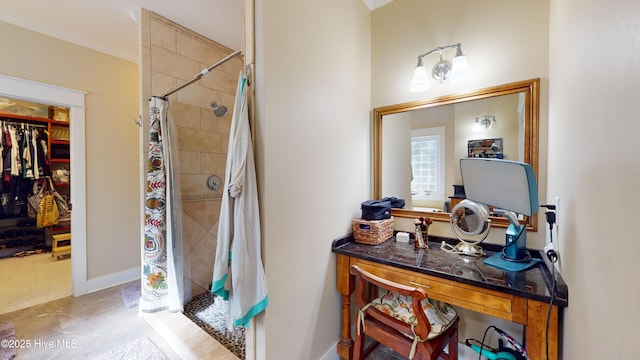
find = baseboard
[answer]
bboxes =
[320,341,477,360]
[320,342,340,360]
[83,267,140,294]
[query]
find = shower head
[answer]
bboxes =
[210,101,228,117]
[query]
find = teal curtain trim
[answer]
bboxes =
[211,275,229,300]
[234,295,269,329]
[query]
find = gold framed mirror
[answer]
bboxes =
[373,78,540,230]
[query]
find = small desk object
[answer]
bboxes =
[332,235,568,360]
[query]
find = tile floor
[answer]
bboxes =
[0,284,180,360]
[0,252,463,359]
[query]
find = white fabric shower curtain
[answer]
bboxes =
[140,96,190,312]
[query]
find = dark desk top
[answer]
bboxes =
[332,235,568,307]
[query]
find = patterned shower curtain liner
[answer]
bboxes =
[140,96,189,313]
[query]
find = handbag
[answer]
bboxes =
[29,177,68,219]
[37,190,59,228]
[27,181,45,217]
[48,177,69,217]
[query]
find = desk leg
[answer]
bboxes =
[526,299,559,360]
[336,254,354,359]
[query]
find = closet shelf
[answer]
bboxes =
[50,139,70,145]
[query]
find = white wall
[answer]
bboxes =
[255,1,372,358]
[548,0,640,358]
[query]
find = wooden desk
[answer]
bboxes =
[332,235,568,360]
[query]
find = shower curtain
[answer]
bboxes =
[140,96,190,313]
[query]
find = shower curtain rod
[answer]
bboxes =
[160,49,243,98]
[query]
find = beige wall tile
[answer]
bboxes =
[150,19,176,52]
[201,153,227,177]
[169,102,201,129]
[176,32,225,65]
[177,127,222,153]
[181,211,207,252]
[180,174,209,199]
[183,199,221,231]
[200,108,231,134]
[140,8,151,50]
[220,135,229,155]
[188,231,216,291]
[204,192,223,201]
[175,81,207,109]
[210,57,244,77]
[197,130,223,153]
[141,47,152,103]
[176,127,200,151]
[150,46,200,82]
[200,67,240,94]
[150,71,177,100]
[178,150,200,174]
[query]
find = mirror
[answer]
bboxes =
[373,78,540,230]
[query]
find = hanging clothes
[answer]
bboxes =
[8,127,20,177]
[140,96,189,313]
[0,122,51,218]
[31,129,40,179]
[211,72,268,330]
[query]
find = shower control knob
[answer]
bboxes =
[207,175,222,191]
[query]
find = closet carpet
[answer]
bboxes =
[0,253,71,314]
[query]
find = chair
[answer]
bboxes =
[350,265,459,360]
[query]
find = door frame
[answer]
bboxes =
[0,73,88,296]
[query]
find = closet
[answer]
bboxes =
[0,97,71,259]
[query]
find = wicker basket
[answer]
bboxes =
[352,217,394,245]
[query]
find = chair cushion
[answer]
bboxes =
[371,291,457,340]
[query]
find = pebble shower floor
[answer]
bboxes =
[183,292,246,359]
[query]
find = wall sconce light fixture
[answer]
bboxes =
[473,115,496,131]
[410,43,472,93]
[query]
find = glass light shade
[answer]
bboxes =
[410,65,430,92]
[474,116,496,130]
[473,119,481,132]
[450,55,472,82]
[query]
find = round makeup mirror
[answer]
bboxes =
[441,199,491,256]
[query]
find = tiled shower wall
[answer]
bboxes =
[140,9,243,296]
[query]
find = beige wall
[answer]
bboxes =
[369,0,549,346]
[371,0,550,249]
[255,0,372,358]
[140,10,244,296]
[455,94,520,170]
[0,20,140,281]
[549,0,640,357]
